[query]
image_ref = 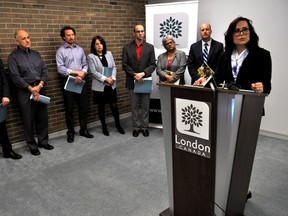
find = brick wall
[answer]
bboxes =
[0,0,147,144]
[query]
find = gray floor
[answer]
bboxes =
[0,118,287,216]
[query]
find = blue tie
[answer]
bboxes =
[203,43,208,64]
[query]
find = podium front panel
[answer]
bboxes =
[160,84,218,216]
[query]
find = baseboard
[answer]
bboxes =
[12,112,132,150]
[259,129,288,141]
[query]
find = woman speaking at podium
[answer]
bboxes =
[196,16,272,201]
[194,16,271,96]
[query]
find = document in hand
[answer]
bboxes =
[103,67,113,77]
[197,62,214,78]
[0,103,7,123]
[64,75,86,94]
[134,77,153,93]
[30,94,51,105]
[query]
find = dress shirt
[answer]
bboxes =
[8,47,48,89]
[202,40,211,54]
[56,43,88,76]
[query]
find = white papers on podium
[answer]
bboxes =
[30,93,51,105]
[103,67,113,77]
[134,77,153,93]
[0,103,7,123]
[64,75,86,94]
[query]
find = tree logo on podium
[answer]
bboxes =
[181,104,203,134]
[176,98,210,140]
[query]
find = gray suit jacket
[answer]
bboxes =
[187,39,223,84]
[87,51,117,92]
[156,49,187,85]
[122,40,156,90]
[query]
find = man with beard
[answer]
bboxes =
[56,26,94,143]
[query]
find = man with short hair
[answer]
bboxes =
[188,23,223,84]
[122,24,156,137]
[8,29,53,156]
[56,26,93,143]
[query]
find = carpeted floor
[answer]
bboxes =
[0,117,287,216]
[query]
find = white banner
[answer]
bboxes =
[146,1,199,99]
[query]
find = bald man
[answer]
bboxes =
[8,29,54,156]
[187,23,223,84]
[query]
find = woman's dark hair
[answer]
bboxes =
[90,35,107,55]
[224,16,259,55]
[60,26,76,40]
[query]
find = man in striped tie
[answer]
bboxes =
[188,23,224,84]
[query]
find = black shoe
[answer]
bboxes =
[116,125,125,134]
[142,129,149,137]
[79,129,94,138]
[38,143,54,150]
[102,126,109,136]
[246,191,252,202]
[67,133,74,143]
[3,150,22,160]
[132,129,140,137]
[30,148,41,156]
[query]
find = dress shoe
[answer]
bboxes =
[132,129,140,137]
[246,191,252,202]
[102,126,109,136]
[3,150,22,160]
[116,125,125,134]
[30,148,41,156]
[142,129,149,137]
[67,133,74,143]
[38,143,54,150]
[79,129,94,138]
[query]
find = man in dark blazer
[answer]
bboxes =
[8,29,54,156]
[188,23,223,84]
[122,24,156,137]
[0,58,22,159]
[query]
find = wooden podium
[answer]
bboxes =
[158,83,266,216]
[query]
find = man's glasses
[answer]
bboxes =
[234,27,249,36]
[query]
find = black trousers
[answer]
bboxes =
[63,82,88,135]
[16,88,49,150]
[0,121,13,153]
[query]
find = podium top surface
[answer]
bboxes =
[157,83,268,97]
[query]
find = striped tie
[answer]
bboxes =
[203,43,208,64]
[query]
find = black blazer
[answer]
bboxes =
[0,59,10,100]
[122,41,156,90]
[187,39,223,83]
[215,47,272,94]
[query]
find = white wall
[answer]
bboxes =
[199,0,288,138]
[149,0,288,138]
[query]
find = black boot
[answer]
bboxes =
[111,103,125,134]
[99,106,109,136]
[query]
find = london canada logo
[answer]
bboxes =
[153,13,189,49]
[159,16,183,38]
[175,98,211,158]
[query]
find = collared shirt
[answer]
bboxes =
[56,43,88,76]
[8,47,48,89]
[202,39,212,54]
[135,40,144,61]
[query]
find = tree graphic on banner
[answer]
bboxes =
[181,104,203,134]
[159,16,182,38]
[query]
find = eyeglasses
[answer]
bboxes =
[234,27,249,36]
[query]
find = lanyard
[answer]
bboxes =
[231,49,249,81]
